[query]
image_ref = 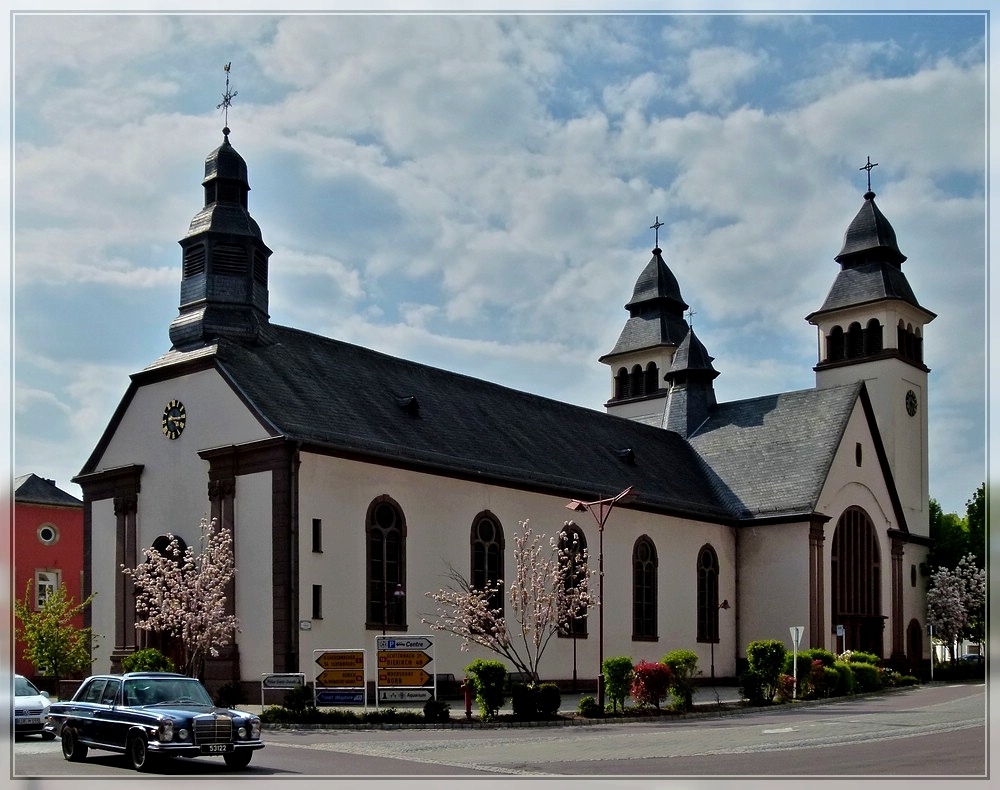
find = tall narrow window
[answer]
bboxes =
[644,362,660,394]
[366,496,406,629]
[831,506,882,655]
[846,322,864,358]
[559,523,588,637]
[471,513,504,612]
[312,585,323,619]
[697,545,720,643]
[828,326,845,362]
[632,536,657,640]
[312,518,323,553]
[615,368,630,399]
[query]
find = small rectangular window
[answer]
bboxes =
[35,570,59,610]
[312,519,322,552]
[312,584,323,619]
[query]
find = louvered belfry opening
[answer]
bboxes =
[831,507,884,656]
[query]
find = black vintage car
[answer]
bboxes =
[44,672,263,771]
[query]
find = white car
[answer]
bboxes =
[14,674,54,739]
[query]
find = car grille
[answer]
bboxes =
[15,708,42,716]
[194,714,233,745]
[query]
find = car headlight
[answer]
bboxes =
[158,720,174,742]
[177,728,189,741]
[250,718,261,739]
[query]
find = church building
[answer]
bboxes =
[74,125,934,693]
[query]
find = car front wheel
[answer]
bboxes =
[223,749,253,770]
[61,727,88,762]
[127,733,154,772]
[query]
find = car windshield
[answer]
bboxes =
[15,676,40,696]
[124,678,214,707]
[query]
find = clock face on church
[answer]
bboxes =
[162,399,186,439]
[905,390,918,417]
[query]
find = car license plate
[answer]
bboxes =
[201,744,234,754]
[16,716,40,725]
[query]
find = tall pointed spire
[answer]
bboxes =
[168,66,273,350]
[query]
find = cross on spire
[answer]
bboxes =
[685,308,697,328]
[217,62,238,132]
[650,216,664,250]
[860,155,878,194]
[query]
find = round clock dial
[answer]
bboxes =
[162,399,187,439]
[905,390,918,417]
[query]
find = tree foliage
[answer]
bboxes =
[926,552,986,662]
[424,520,594,681]
[14,582,98,684]
[121,517,239,679]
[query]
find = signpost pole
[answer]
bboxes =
[789,626,804,699]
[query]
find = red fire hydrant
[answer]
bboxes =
[460,677,474,720]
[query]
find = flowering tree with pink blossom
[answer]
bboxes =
[423,520,594,682]
[122,517,239,680]
[926,552,986,663]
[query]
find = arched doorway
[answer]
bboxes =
[906,619,924,676]
[831,507,885,656]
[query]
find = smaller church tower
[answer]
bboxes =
[168,125,274,350]
[600,219,690,423]
[662,327,719,437]
[806,160,935,535]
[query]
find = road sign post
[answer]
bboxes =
[374,635,435,710]
[259,673,306,709]
[789,626,804,699]
[314,649,368,711]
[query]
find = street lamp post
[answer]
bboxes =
[566,486,632,712]
[710,599,730,684]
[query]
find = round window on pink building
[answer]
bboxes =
[37,524,59,545]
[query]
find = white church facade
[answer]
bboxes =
[75,126,934,693]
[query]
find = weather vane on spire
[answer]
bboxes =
[650,216,664,249]
[217,62,238,132]
[860,155,878,194]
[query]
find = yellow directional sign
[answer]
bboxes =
[377,650,432,669]
[378,668,432,687]
[317,669,365,687]
[316,651,365,670]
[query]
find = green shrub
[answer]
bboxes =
[844,650,881,666]
[745,640,786,703]
[283,683,315,714]
[536,683,561,718]
[578,695,601,718]
[121,648,175,673]
[662,649,701,712]
[831,660,856,697]
[510,682,537,720]
[214,680,247,708]
[851,662,882,693]
[465,659,508,721]
[602,656,634,713]
[739,668,771,705]
[422,698,451,723]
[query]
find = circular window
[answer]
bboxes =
[37,524,59,545]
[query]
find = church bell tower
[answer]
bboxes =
[806,160,935,536]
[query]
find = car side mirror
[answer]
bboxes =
[40,691,50,700]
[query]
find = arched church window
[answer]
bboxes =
[828,326,845,362]
[366,496,406,630]
[559,523,588,637]
[831,506,882,655]
[846,322,864,359]
[696,544,720,643]
[615,368,630,400]
[914,328,923,364]
[631,364,645,397]
[644,362,659,394]
[632,536,658,640]
[864,319,883,355]
[471,512,504,612]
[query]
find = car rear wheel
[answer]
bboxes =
[223,749,253,770]
[127,733,154,772]
[61,727,88,762]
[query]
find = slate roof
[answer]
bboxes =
[142,324,738,523]
[687,383,863,520]
[14,473,83,507]
[811,260,925,315]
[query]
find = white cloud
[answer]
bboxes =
[684,46,770,109]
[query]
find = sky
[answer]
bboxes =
[4,2,990,519]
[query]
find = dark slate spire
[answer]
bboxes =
[662,327,719,437]
[808,186,928,319]
[600,246,690,361]
[168,126,274,350]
